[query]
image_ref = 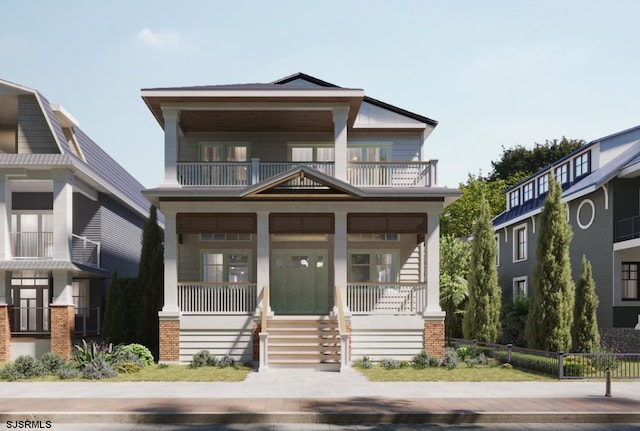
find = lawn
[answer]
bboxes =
[356,365,555,382]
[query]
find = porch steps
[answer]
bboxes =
[267,316,341,370]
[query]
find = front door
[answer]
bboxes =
[271,249,329,314]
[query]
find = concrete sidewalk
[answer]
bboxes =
[0,369,639,426]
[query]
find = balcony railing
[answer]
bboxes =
[178,282,257,314]
[176,159,437,187]
[346,282,427,314]
[615,215,640,242]
[72,234,101,267]
[9,306,101,335]
[11,232,53,259]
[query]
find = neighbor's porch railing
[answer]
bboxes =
[176,159,437,187]
[72,234,101,267]
[346,282,427,314]
[615,215,640,242]
[10,232,53,259]
[177,282,257,314]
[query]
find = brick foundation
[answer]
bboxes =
[50,305,75,360]
[159,319,180,362]
[252,322,261,363]
[0,305,11,362]
[423,319,445,359]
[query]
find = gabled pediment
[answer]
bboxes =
[241,166,363,200]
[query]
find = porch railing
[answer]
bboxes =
[176,159,437,187]
[10,232,53,259]
[178,282,257,314]
[72,234,101,267]
[346,282,427,314]
[615,215,640,242]
[75,306,101,337]
[9,306,102,335]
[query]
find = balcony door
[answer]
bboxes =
[11,213,53,259]
[199,142,249,185]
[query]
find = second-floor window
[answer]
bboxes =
[574,151,591,179]
[523,181,534,202]
[509,189,520,208]
[289,143,334,162]
[11,213,53,259]
[555,163,569,184]
[622,262,640,300]
[538,173,550,195]
[347,145,391,162]
[513,224,527,262]
[200,143,248,162]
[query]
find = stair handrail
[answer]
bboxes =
[261,284,269,333]
[334,285,347,334]
[335,285,350,369]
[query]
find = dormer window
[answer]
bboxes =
[538,173,549,195]
[574,151,591,179]
[509,189,520,208]
[522,181,534,202]
[555,163,569,184]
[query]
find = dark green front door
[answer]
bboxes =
[271,249,329,314]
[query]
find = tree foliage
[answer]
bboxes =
[136,205,164,358]
[102,272,139,345]
[440,174,506,238]
[501,293,530,347]
[462,195,502,342]
[526,177,575,351]
[101,271,121,344]
[440,235,471,338]
[572,256,600,353]
[489,137,585,182]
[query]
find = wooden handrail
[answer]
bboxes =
[335,285,347,334]
[261,285,269,333]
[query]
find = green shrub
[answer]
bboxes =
[82,358,116,379]
[352,356,373,369]
[157,363,169,369]
[190,350,217,368]
[441,347,459,369]
[465,352,488,368]
[563,360,585,377]
[112,350,144,369]
[117,344,154,366]
[380,358,403,370]
[116,361,142,374]
[39,352,66,375]
[218,355,235,368]
[501,363,513,369]
[73,340,115,368]
[456,346,475,361]
[0,363,23,381]
[14,355,45,378]
[58,365,81,380]
[412,350,439,369]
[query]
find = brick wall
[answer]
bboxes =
[0,305,10,362]
[50,305,75,360]
[159,319,180,362]
[423,319,445,359]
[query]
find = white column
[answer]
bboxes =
[53,169,73,261]
[0,175,10,260]
[424,211,444,316]
[0,271,7,305]
[256,211,271,314]
[51,270,73,305]
[163,108,180,186]
[334,211,348,310]
[160,210,179,316]
[333,107,349,182]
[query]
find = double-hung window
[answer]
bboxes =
[199,142,249,185]
[11,213,53,259]
[574,151,591,179]
[513,277,528,298]
[555,163,569,184]
[513,224,527,262]
[538,173,550,195]
[509,189,520,209]
[202,251,250,283]
[622,262,640,300]
[348,251,398,282]
[522,182,534,202]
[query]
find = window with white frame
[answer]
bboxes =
[555,163,569,184]
[574,151,591,179]
[347,144,391,162]
[538,173,550,195]
[288,142,334,162]
[622,262,640,300]
[200,142,249,162]
[509,189,520,208]
[202,251,250,283]
[72,280,89,317]
[348,233,399,241]
[513,224,527,262]
[513,277,528,299]
[200,233,251,242]
[522,181,534,202]
[348,251,398,282]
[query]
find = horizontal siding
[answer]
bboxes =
[17,94,58,154]
[179,324,254,364]
[351,330,423,362]
[100,194,145,277]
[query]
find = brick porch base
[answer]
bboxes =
[423,319,445,359]
[50,305,75,360]
[0,305,10,362]
[159,319,180,362]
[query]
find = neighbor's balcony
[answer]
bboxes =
[10,232,101,267]
[176,159,437,187]
[615,215,640,242]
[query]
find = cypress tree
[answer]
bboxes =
[572,255,600,352]
[136,206,164,357]
[462,195,502,342]
[101,271,121,343]
[525,176,575,351]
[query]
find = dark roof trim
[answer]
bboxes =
[273,72,438,128]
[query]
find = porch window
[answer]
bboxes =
[202,251,250,283]
[199,142,249,185]
[200,142,249,162]
[622,262,640,300]
[349,252,398,282]
[348,233,399,241]
[347,144,391,162]
[288,143,334,162]
[200,233,251,241]
[72,280,89,317]
[11,212,53,258]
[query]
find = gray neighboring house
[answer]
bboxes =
[493,124,640,334]
[0,79,154,361]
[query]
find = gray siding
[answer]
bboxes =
[99,194,145,278]
[613,177,640,225]
[73,193,100,241]
[17,95,58,154]
[496,218,537,299]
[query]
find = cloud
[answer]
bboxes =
[135,28,182,50]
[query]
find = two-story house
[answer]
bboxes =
[142,73,460,369]
[0,79,153,361]
[493,125,640,337]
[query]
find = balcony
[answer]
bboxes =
[72,234,101,267]
[615,215,640,242]
[176,159,437,188]
[10,232,101,267]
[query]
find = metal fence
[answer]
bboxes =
[448,338,640,380]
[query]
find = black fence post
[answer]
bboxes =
[507,344,512,363]
[472,339,477,354]
[558,351,564,379]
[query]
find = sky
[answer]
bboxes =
[1,1,639,189]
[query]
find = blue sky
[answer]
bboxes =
[1,1,639,188]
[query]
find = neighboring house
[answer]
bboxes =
[493,125,640,332]
[142,73,460,369]
[0,79,153,361]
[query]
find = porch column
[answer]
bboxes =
[423,211,445,358]
[159,209,180,363]
[333,107,349,182]
[51,270,74,360]
[0,271,10,362]
[0,175,11,260]
[334,211,348,304]
[256,212,271,314]
[163,108,180,186]
[53,169,73,261]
